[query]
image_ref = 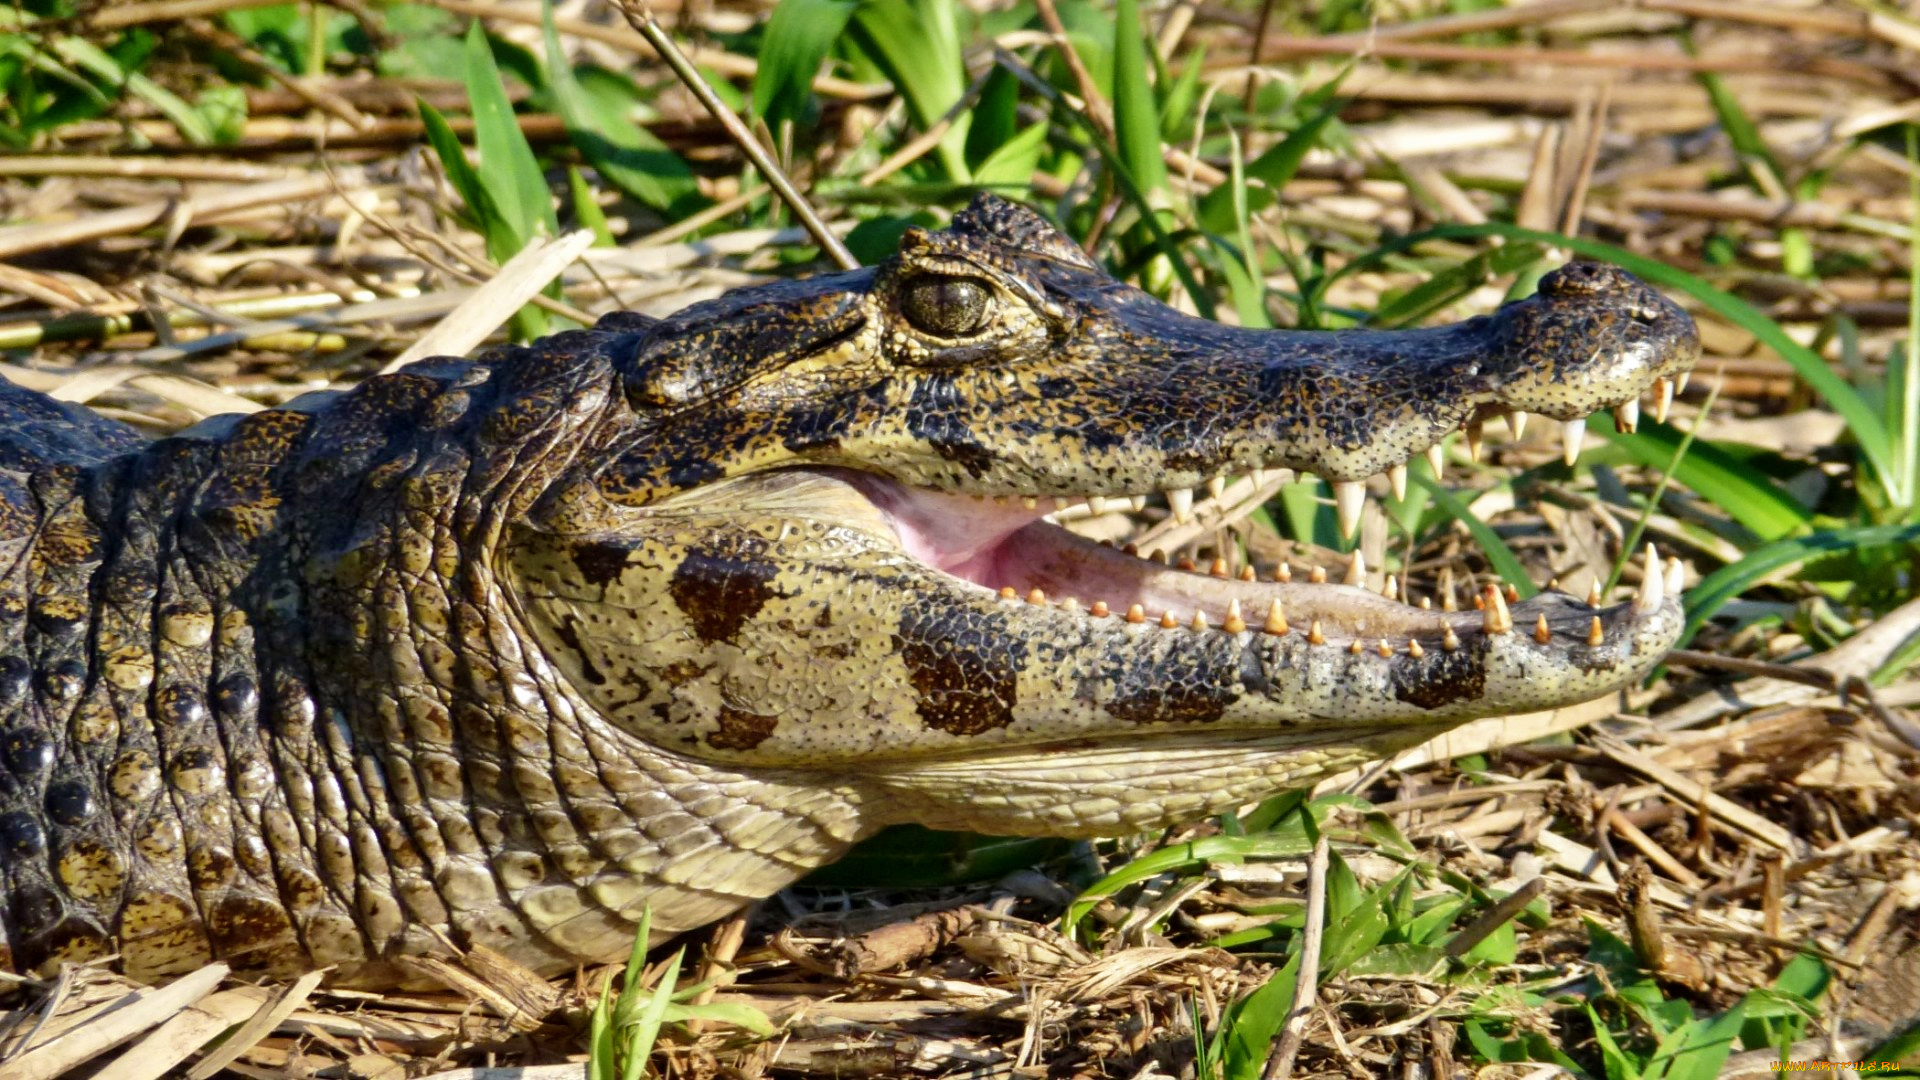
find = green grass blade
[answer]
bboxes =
[1411,474,1537,598]
[1063,830,1316,933]
[1221,951,1302,1080]
[542,5,699,214]
[1109,0,1166,202]
[465,19,552,245]
[751,0,858,130]
[418,98,497,230]
[1681,523,1920,644]
[1596,417,1811,542]
[1196,71,1346,234]
[1898,125,1919,511]
[849,0,971,181]
[567,165,615,247]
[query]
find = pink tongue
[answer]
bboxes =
[848,477,1046,583]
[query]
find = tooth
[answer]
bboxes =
[1614,398,1639,433]
[1307,620,1326,645]
[1333,480,1365,538]
[1130,495,1148,512]
[1464,419,1484,462]
[1061,596,1081,612]
[1534,614,1552,644]
[1151,549,1168,564]
[1561,419,1584,466]
[1407,638,1424,658]
[1264,601,1289,635]
[1087,495,1113,515]
[1091,601,1110,617]
[1223,600,1246,634]
[1191,611,1209,631]
[1027,588,1047,605]
[1349,639,1365,655]
[1123,543,1140,556]
[1344,551,1366,586]
[1126,604,1147,624]
[1666,556,1685,595]
[1483,585,1512,635]
[1209,557,1229,578]
[1388,464,1407,500]
[1634,543,1663,612]
[1178,556,1198,572]
[1418,597,1431,609]
[1442,625,1460,651]
[1546,577,1561,592]
[1425,443,1445,480]
[1505,583,1521,604]
[1376,639,1392,658]
[1473,592,1486,611]
[1588,616,1605,646]
[1207,475,1226,499]
[1508,411,1529,440]
[1274,562,1293,583]
[1160,610,1179,629]
[1309,565,1327,584]
[1251,466,1268,487]
[1239,565,1257,582]
[1023,496,1039,510]
[999,586,1018,600]
[1587,580,1603,607]
[1439,568,1457,611]
[1652,377,1674,423]
[1382,574,1398,600]
[1676,371,1690,394]
[1167,487,1195,523]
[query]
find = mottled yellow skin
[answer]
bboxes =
[0,196,1697,985]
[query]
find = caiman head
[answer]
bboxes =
[496,195,1697,850]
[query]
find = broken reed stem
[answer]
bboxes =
[1261,835,1328,1080]
[609,0,858,271]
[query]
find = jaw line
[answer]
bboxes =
[823,467,1635,651]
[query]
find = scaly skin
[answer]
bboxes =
[0,196,1698,986]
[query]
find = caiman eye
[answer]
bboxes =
[899,274,991,337]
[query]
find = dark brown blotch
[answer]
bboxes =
[1104,681,1231,725]
[707,707,779,750]
[1391,641,1488,709]
[667,536,781,644]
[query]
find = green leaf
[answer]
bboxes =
[1063,829,1315,934]
[194,83,247,144]
[465,19,552,246]
[1221,951,1302,1080]
[752,0,859,130]
[1682,523,1920,644]
[1197,70,1347,234]
[418,98,497,231]
[542,6,700,214]
[567,166,615,247]
[1651,999,1747,1080]
[1597,417,1812,542]
[848,0,971,181]
[973,121,1048,188]
[1109,0,1166,201]
[50,36,213,145]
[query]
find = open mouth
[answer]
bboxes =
[838,463,1683,659]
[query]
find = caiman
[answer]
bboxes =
[0,195,1698,987]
